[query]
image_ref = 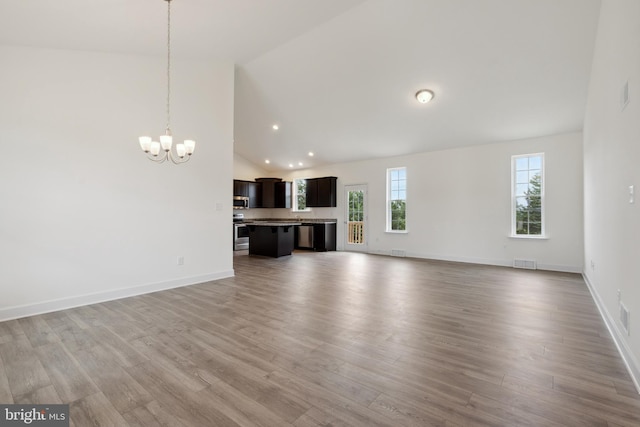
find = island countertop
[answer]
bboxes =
[247,221,301,227]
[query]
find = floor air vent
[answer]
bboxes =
[513,259,537,270]
[391,249,406,257]
[620,303,630,335]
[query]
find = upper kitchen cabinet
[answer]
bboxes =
[306,177,337,207]
[256,178,292,209]
[233,179,249,197]
[233,180,262,208]
[248,181,262,208]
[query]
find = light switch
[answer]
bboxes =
[630,185,635,204]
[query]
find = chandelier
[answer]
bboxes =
[138,0,195,164]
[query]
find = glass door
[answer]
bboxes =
[345,184,367,251]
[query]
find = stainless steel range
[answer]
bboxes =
[233,213,249,251]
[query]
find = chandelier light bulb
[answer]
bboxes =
[160,134,173,151]
[184,140,195,155]
[150,141,161,156]
[139,136,152,152]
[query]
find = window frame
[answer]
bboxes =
[386,166,408,233]
[292,178,311,212]
[511,153,546,238]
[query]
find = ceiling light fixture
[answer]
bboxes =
[308,152,314,157]
[265,159,270,164]
[138,0,195,164]
[415,89,435,104]
[272,124,279,130]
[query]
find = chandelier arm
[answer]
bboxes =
[168,151,191,165]
[146,152,169,163]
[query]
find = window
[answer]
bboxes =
[512,153,544,237]
[386,167,407,232]
[293,178,309,211]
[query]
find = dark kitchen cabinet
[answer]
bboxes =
[233,180,262,208]
[313,223,336,251]
[306,177,337,207]
[275,181,291,208]
[233,180,249,197]
[256,178,291,209]
[294,222,336,251]
[247,181,262,208]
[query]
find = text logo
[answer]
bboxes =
[0,405,68,427]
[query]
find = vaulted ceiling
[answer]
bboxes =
[1,0,601,172]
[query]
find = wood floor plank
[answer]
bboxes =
[73,345,154,414]
[70,392,129,427]
[1,252,638,427]
[121,400,185,427]
[0,320,26,345]
[18,315,61,347]
[0,336,51,397]
[33,342,98,403]
[125,361,240,427]
[14,385,63,405]
[0,352,14,403]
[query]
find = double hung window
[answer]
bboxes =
[512,153,544,237]
[386,167,407,232]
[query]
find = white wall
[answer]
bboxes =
[583,0,640,389]
[0,46,235,320]
[233,152,268,181]
[263,132,584,272]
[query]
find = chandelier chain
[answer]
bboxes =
[166,0,171,133]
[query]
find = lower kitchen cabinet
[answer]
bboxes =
[295,222,336,251]
[314,223,336,251]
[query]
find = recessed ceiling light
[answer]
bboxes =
[272,124,279,130]
[265,159,270,164]
[415,89,434,104]
[298,162,303,166]
[288,163,293,168]
[308,152,314,157]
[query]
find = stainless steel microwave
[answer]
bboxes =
[233,196,249,209]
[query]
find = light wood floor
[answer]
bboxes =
[1,252,639,426]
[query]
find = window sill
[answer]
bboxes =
[385,230,408,234]
[509,234,548,240]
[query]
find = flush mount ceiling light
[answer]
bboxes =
[415,89,435,104]
[138,0,195,164]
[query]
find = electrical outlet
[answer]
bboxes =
[630,185,635,204]
[177,256,184,265]
[590,260,595,271]
[617,289,621,301]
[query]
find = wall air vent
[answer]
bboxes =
[391,249,406,257]
[620,303,630,335]
[513,259,537,270]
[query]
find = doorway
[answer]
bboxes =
[345,184,368,251]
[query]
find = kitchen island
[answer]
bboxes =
[247,222,301,258]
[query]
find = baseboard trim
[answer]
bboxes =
[365,249,581,273]
[583,272,640,394]
[0,270,235,322]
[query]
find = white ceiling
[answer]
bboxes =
[1,0,601,173]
